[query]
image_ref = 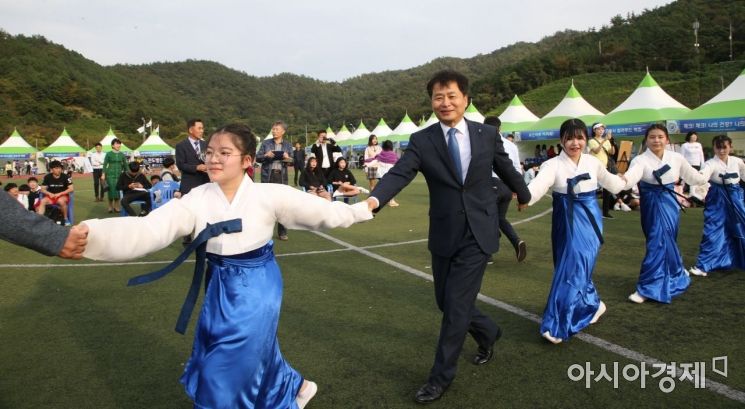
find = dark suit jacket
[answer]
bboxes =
[310,142,341,170]
[372,120,530,257]
[175,138,210,194]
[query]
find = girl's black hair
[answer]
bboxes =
[382,140,394,151]
[712,134,732,149]
[558,118,587,143]
[685,131,698,142]
[211,123,257,158]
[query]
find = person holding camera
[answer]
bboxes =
[588,122,616,218]
[256,120,293,240]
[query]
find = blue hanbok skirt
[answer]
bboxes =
[636,182,690,303]
[695,183,745,273]
[540,191,602,340]
[181,243,303,409]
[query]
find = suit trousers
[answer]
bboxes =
[268,170,287,237]
[429,226,499,387]
[494,177,520,248]
[92,169,104,199]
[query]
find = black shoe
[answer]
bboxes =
[515,240,527,262]
[487,255,494,265]
[182,237,193,247]
[603,213,614,219]
[414,383,445,404]
[472,327,502,365]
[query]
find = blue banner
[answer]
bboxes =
[606,123,656,136]
[672,117,745,133]
[520,129,560,141]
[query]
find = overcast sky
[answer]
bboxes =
[1,0,674,82]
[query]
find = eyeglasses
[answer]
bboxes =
[204,151,243,162]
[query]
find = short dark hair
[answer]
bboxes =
[128,161,140,172]
[712,134,732,149]
[211,123,258,159]
[4,182,17,191]
[111,138,122,146]
[150,175,161,183]
[559,118,588,143]
[685,131,698,142]
[95,142,102,147]
[187,118,203,129]
[49,160,63,169]
[484,116,501,129]
[18,183,30,192]
[382,140,394,151]
[162,157,175,168]
[27,176,38,183]
[427,70,469,98]
[318,129,327,136]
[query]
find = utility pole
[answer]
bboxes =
[693,20,701,105]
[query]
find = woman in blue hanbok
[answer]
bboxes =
[80,124,373,409]
[690,134,745,276]
[527,119,625,344]
[622,124,708,304]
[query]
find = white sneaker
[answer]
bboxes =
[332,190,344,198]
[296,381,317,409]
[628,291,646,304]
[689,266,708,277]
[357,187,370,194]
[613,203,621,211]
[620,203,632,212]
[542,331,562,344]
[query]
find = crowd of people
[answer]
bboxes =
[2,69,744,408]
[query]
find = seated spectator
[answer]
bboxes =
[160,157,181,182]
[26,177,42,211]
[328,157,369,198]
[4,183,25,208]
[524,163,539,185]
[37,160,74,225]
[117,161,152,216]
[17,183,30,209]
[613,187,639,212]
[299,157,331,201]
[150,175,162,186]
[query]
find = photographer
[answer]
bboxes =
[588,122,616,218]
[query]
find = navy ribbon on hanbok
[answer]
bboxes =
[128,219,243,334]
[566,173,604,244]
[652,164,690,211]
[717,172,745,228]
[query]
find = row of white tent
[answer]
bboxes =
[0,126,175,159]
[280,67,744,146]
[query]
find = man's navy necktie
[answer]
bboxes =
[447,128,462,182]
[193,140,201,155]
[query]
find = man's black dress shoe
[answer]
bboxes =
[472,327,502,365]
[515,240,527,262]
[414,383,445,404]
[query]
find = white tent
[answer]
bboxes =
[498,95,540,133]
[370,118,393,137]
[674,67,745,134]
[523,81,604,140]
[0,128,37,158]
[464,102,485,123]
[334,124,352,142]
[42,128,86,157]
[419,112,439,130]
[601,70,689,136]
[349,120,371,141]
[91,127,133,152]
[391,113,420,136]
[135,126,175,156]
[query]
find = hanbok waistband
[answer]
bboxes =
[207,242,274,267]
[552,190,596,200]
[639,181,674,190]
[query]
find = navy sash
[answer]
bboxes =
[566,173,604,244]
[128,219,243,334]
[651,164,690,211]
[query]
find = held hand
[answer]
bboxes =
[59,224,89,259]
[366,197,378,212]
[100,174,105,180]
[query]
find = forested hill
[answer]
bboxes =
[0,0,743,148]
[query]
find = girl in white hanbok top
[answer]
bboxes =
[526,119,626,344]
[80,124,373,409]
[690,134,745,276]
[622,124,708,304]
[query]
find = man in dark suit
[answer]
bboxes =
[367,70,530,403]
[309,130,340,177]
[175,118,209,244]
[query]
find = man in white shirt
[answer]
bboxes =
[485,116,526,263]
[88,142,105,201]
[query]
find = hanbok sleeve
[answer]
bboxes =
[622,158,645,190]
[81,194,197,261]
[699,161,715,181]
[679,157,708,186]
[270,184,373,230]
[596,163,626,194]
[738,158,745,178]
[527,159,556,206]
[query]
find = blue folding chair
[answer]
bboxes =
[150,181,180,209]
